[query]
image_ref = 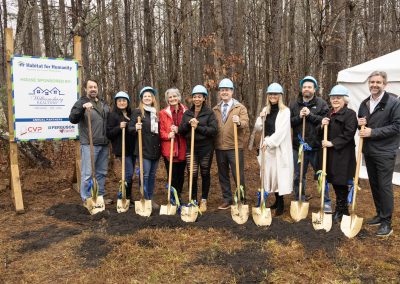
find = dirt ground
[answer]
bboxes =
[0,140,399,283]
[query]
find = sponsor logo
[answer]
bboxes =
[48,125,76,133]
[20,126,43,136]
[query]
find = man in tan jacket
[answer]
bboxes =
[213,78,249,209]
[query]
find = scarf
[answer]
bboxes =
[144,105,158,134]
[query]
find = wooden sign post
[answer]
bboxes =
[72,36,82,193]
[6,28,24,213]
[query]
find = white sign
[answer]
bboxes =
[12,56,79,141]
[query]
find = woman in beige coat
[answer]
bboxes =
[255,83,293,216]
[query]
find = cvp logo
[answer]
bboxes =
[20,126,43,136]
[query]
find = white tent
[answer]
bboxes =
[337,49,400,185]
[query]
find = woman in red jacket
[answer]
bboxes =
[159,88,188,203]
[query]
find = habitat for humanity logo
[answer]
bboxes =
[17,60,73,71]
[29,87,65,106]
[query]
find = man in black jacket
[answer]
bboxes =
[358,71,400,237]
[290,76,331,211]
[69,79,110,206]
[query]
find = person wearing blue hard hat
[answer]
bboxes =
[358,71,400,236]
[106,91,135,205]
[178,85,218,212]
[254,83,293,216]
[318,85,357,223]
[159,88,188,203]
[69,78,110,209]
[213,78,249,210]
[289,75,331,212]
[129,86,161,209]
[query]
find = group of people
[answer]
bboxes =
[69,70,400,237]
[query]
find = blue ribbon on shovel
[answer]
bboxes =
[178,199,201,215]
[256,190,269,208]
[297,133,312,163]
[165,184,180,207]
[347,179,360,204]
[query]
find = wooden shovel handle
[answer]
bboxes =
[188,126,195,201]
[234,123,241,205]
[167,137,174,204]
[320,124,328,210]
[87,109,96,176]
[298,116,306,201]
[260,115,266,205]
[137,116,145,198]
[352,126,364,212]
[121,127,125,183]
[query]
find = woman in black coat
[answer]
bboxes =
[106,91,135,200]
[319,85,357,222]
[178,85,218,212]
[129,87,161,208]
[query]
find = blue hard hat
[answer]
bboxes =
[114,91,130,102]
[266,83,284,94]
[139,86,157,98]
[300,76,318,90]
[191,85,208,97]
[218,78,234,89]
[329,85,349,96]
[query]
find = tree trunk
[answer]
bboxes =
[40,0,53,57]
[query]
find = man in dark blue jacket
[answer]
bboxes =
[358,71,400,237]
[290,76,331,212]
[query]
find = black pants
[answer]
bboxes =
[215,149,246,204]
[186,149,213,202]
[163,158,186,199]
[364,154,395,224]
[332,184,348,211]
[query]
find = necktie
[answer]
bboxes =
[222,103,228,123]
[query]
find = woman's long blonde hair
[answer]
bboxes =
[265,94,286,114]
[138,92,159,117]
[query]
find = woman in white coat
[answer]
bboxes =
[255,83,293,216]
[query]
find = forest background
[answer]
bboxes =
[0,0,399,163]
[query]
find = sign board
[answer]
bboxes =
[11,56,79,141]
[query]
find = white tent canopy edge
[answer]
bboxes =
[337,49,400,185]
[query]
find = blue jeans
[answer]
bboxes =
[293,149,331,206]
[138,158,159,200]
[118,155,135,182]
[80,145,108,201]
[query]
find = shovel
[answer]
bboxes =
[84,108,105,215]
[312,124,332,232]
[134,116,152,217]
[117,127,130,213]
[290,117,309,222]
[160,137,177,215]
[231,123,249,224]
[341,127,364,238]
[181,125,199,222]
[252,115,272,226]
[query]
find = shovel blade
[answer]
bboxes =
[231,204,249,224]
[341,214,363,238]
[160,204,177,215]
[252,207,272,227]
[290,200,309,222]
[180,206,198,222]
[85,195,105,215]
[134,199,152,217]
[312,211,332,232]
[117,198,130,213]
